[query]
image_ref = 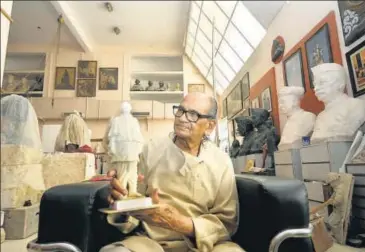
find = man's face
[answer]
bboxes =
[173,95,215,141]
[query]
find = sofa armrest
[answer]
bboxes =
[233,174,313,252]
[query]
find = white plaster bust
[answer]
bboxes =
[278,86,316,150]
[311,63,365,143]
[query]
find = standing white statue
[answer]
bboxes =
[278,86,316,150]
[311,63,365,142]
[103,101,144,198]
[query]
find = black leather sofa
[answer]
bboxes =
[27,174,313,252]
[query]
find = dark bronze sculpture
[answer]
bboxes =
[229,139,240,158]
[234,116,256,156]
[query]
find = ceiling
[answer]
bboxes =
[8,1,82,50]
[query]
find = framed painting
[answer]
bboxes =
[77,61,97,79]
[99,68,118,90]
[283,49,305,90]
[305,23,333,88]
[1,72,44,96]
[240,72,250,101]
[76,79,96,97]
[346,40,365,98]
[226,82,243,119]
[260,87,272,112]
[338,1,365,47]
[188,84,205,93]
[55,67,76,90]
[251,97,260,109]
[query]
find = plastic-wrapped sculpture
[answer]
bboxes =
[278,86,316,150]
[1,94,45,208]
[54,111,91,152]
[311,63,365,142]
[103,101,144,198]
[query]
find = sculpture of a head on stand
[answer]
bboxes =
[251,108,270,128]
[311,63,347,104]
[235,116,254,137]
[121,101,132,115]
[278,86,304,115]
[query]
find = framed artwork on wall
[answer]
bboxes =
[1,72,44,96]
[188,84,205,93]
[240,72,250,101]
[305,23,333,88]
[99,68,118,90]
[251,97,260,108]
[346,39,365,98]
[55,67,76,90]
[260,87,272,112]
[283,49,305,90]
[338,1,365,47]
[77,79,96,97]
[226,82,243,119]
[227,119,235,151]
[77,61,97,79]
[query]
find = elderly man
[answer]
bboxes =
[101,92,242,252]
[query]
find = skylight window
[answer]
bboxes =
[184,1,268,94]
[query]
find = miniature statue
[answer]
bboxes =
[311,63,365,142]
[234,116,256,156]
[145,80,156,91]
[103,101,144,198]
[278,86,316,150]
[130,79,144,91]
[157,81,166,91]
[229,139,240,158]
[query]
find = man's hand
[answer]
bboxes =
[107,177,129,204]
[129,188,195,237]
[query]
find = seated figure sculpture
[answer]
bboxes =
[278,86,316,150]
[234,116,256,156]
[103,101,144,198]
[311,63,365,142]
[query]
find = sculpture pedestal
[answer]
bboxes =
[274,148,302,180]
[300,141,352,181]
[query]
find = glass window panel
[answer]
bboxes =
[186,33,195,48]
[215,52,236,82]
[196,29,212,56]
[215,1,236,17]
[208,66,230,89]
[187,19,198,38]
[225,24,254,61]
[190,2,201,22]
[194,41,211,68]
[232,2,266,47]
[192,53,209,76]
[195,1,202,7]
[201,1,228,34]
[185,44,193,58]
[198,14,222,52]
[218,40,243,73]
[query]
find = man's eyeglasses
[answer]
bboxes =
[172,105,214,123]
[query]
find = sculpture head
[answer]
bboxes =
[135,79,140,85]
[159,81,164,87]
[278,86,304,115]
[148,81,153,86]
[250,108,270,128]
[234,116,254,136]
[311,63,346,103]
[232,139,240,148]
[120,101,132,114]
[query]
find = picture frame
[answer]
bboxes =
[76,79,96,97]
[77,60,97,79]
[283,49,305,90]
[338,1,365,47]
[1,72,44,96]
[55,67,76,90]
[226,82,243,119]
[346,39,365,98]
[188,84,205,93]
[240,72,250,101]
[305,23,333,89]
[99,68,118,90]
[251,97,260,109]
[260,87,272,112]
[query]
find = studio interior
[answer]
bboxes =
[0,1,365,252]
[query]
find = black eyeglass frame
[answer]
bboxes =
[172,105,215,122]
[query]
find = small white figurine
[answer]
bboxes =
[311,63,365,143]
[278,86,316,149]
[104,101,144,198]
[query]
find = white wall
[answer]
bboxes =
[222,1,365,131]
[1,0,13,87]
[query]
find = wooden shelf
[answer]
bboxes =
[130,91,183,103]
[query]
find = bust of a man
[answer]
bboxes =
[131,79,144,91]
[278,86,316,150]
[311,63,365,143]
[145,80,156,91]
[234,116,256,156]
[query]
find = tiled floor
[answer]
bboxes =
[1,236,365,252]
